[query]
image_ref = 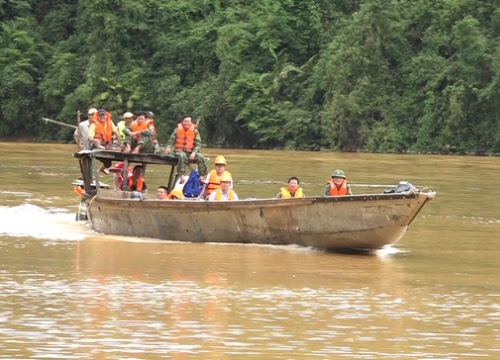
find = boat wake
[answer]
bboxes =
[0,204,93,241]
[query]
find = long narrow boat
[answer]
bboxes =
[74,150,436,252]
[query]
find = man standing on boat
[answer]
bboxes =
[276,177,304,198]
[325,170,352,196]
[73,108,97,150]
[164,115,208,179]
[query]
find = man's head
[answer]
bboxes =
[133,165,144,178]
[219,172,232,191]
[88,108,97,117]
[123,112,134,124]
[214,156,226,174]
[181,116,193,130]
[157,186,168,200]
[135,112,146,125]
[331,170,346,185]
[98,109,107,121]
[288,176,300,192]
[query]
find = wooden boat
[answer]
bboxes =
[74,150,436,252]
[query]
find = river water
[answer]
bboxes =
[0,142,498,359]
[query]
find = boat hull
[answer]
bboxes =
[85,191,435,251]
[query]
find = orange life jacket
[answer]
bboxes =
[174,123,196,152]
[328,179,349,196]
[145,118,157,139]
[73,186,84,197]
[280,186,304,198]
[128,176,144,191]
[214,188,236,200]
[205,170,232,197]
[90,111,114,143]
[129,120,152,141]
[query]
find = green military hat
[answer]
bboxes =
[331,169,346,178]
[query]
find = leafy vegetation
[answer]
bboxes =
[1,0,499,154]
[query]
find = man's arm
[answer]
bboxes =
[164,129,177,155]
[111,123,123,146]
[73,128,79,144]
[192,129,202,154]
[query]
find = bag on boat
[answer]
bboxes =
[384,181,417,194]
[182,170,202,198]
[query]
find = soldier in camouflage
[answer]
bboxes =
[325,169,352,196]
[164,115,208,178]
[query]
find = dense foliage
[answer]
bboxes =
[1,0,499,154]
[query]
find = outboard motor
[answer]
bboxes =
[75,201,88,221]
[384,181,417,194]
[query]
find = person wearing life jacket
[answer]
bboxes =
[208,173,239,201]
[108,162,133,190]
[123,112,156,154]
[145,111,162,153]
[164,115,208,180]
[88,108,122,150]
[277,176,304,198]
[198,155,232,199]
[325,169,352,196]
[127,165,147,192]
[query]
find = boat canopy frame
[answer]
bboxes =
[73,150,187,195]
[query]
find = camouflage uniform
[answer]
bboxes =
[123,127,155,153]
[166,127,208,176]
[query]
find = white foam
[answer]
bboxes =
[0,204,90,241]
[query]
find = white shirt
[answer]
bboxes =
[208,190,239,201]
[74,120,90,150]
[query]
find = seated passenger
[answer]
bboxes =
[276,176,304,198]
[208,173,238,201]
[88,108,122,150]
[117,112,134,142]
[128,165,147,192]
[157,186,169,200]
[198,155,232,199]
[145,111,162,153]
[325,169,352,196]
[108,162,133,190]
[123,112,156,154]
[164,115,208,179]
[167,188,185,200]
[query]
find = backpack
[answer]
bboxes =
[182,170,202,198]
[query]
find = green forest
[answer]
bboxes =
[1,0,499,154]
